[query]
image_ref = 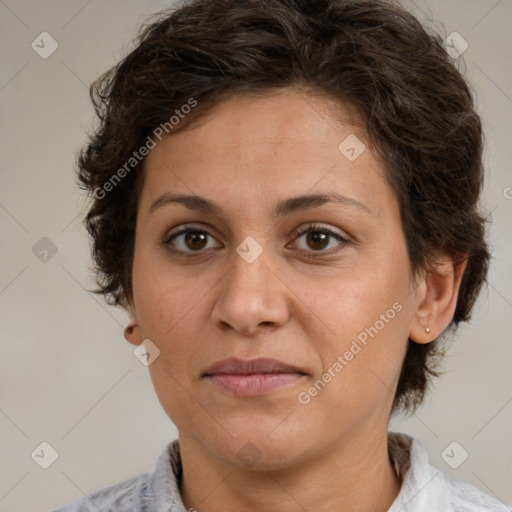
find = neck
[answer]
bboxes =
[179,428,401,512]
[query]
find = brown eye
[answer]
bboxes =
[305,231,330,251]
[164,226,222,254]
[291,224,348,255]
[183,231,208,251]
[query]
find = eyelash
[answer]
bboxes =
[162,223,350,258]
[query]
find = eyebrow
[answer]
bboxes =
[149,191,371,217]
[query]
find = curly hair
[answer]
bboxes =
[77,0,490,415]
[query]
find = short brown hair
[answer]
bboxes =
[78,0,490,415]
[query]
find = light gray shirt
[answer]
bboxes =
[49,431,511,511]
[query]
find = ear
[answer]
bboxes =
[409,253,467,343]
[123,301,143,346]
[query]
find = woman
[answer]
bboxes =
[51,0,509,510]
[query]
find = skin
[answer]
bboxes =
[124,87,466,512]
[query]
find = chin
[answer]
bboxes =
[220,436,302,471]
[200,415,309,470]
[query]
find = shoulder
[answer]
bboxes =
[388,432,511,512]
[443,473,512,512]
[48,439,184,512]
[48,471,149,512]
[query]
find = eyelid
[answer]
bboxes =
[288,223,350,255]
[290,222,347,241]
[164,222,220,240]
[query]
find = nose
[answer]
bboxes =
[211,245,290,336]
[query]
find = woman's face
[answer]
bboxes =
[128,88,425,469]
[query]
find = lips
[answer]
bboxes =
[203,357,307,376]
[203,357,307,397]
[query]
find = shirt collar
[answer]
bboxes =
[387,431,450,511]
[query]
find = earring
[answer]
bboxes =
[425,326,431,334]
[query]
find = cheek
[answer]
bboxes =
[293,293,409,434]
[133,261,212,427]
[317,292,407,390]
[133,245,208,338]
[300,259,409,347]
[300,248,412,401]
[131,251,207,385]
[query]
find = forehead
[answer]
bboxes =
[139,88,392,216]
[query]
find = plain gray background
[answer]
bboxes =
[0,1,511,511]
